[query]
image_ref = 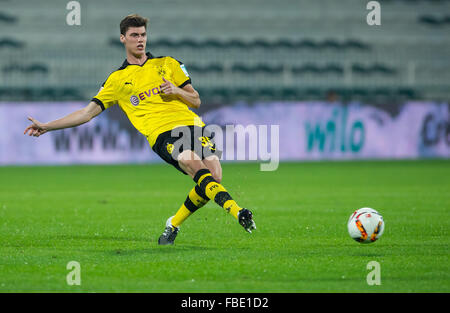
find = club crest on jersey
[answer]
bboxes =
[157,66,166,77]
[166,143,174,154]
[130,95,140,106]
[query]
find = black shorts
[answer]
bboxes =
[152,125,222,175]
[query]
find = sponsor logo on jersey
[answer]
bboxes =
[130,95,140,106]
[132,86,163,105]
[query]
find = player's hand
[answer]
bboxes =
[160,77,179,95]
[24,117,48,137]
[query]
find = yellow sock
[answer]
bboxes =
[193,169,242,220]
[171,204,192,228]
[223,200,240,219]
[171,186,209,228]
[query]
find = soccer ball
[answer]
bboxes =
[347,208,384,243]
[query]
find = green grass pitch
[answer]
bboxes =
[0,160,448,292]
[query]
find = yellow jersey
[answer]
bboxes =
[92,52,204,147]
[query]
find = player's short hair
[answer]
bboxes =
[120,14,149,35]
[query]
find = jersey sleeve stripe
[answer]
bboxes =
[91,97,105,111]
[178,78,192,88]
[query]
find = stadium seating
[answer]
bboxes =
[418,14,450,26]
[0,11,18,23]
[0,0,448,102]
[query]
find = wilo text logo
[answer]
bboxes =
[305,107,365,154]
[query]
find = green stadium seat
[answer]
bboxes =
[292,64,321,75]
[296,39,319,49]
[234,88,254,100]
[254,64,283,74]
[0,12,18,23]
[352,64,369,75]
[152,38,177,48]
[179,39,199,48]
[351,88,370,98]
[373,88,393,97]
[321,39,341,49]
[371,63,397,75]
[304,88,322,99]
[228,39,249,49]
[231,64,251,73]
[397,88,417,99]
[203,39,224,48]
[0,38,25,49]
[280,88,299,100]
[205,64,223,73]
[108,38,122,48]
[61,88,83,100]
[274,39,297,49]
[252,39,272,49]
[418,15,441,26]
[324,64,344,75]
[39,88,59,100]
[211,87,231,99]
[344,39,371,50]
[258,87,278,99]
[27,64,49,74]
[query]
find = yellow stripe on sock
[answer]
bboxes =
[196,172,242,220]
[204,181,227,200]
[197,173,212,185]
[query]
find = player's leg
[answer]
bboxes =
[203,155,222,183]
[200,155,255,232]
[158,152,212,245]
[157,127,254,245]
[178,150,256,231]
[169,185,208,228]
[158,184,208,245]
[169,155,220,228]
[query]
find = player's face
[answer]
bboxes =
[121,26,147,57]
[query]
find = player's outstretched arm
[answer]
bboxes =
[24,101,103,137]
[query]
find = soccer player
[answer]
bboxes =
[23,14,256,245]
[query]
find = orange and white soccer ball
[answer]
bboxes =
[348,208,385,243]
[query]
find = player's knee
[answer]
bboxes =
[180,160,200,176]
[178,152,204,177]
[214,173,222,183]
[210,170,222,183]
[208,164,222,183]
